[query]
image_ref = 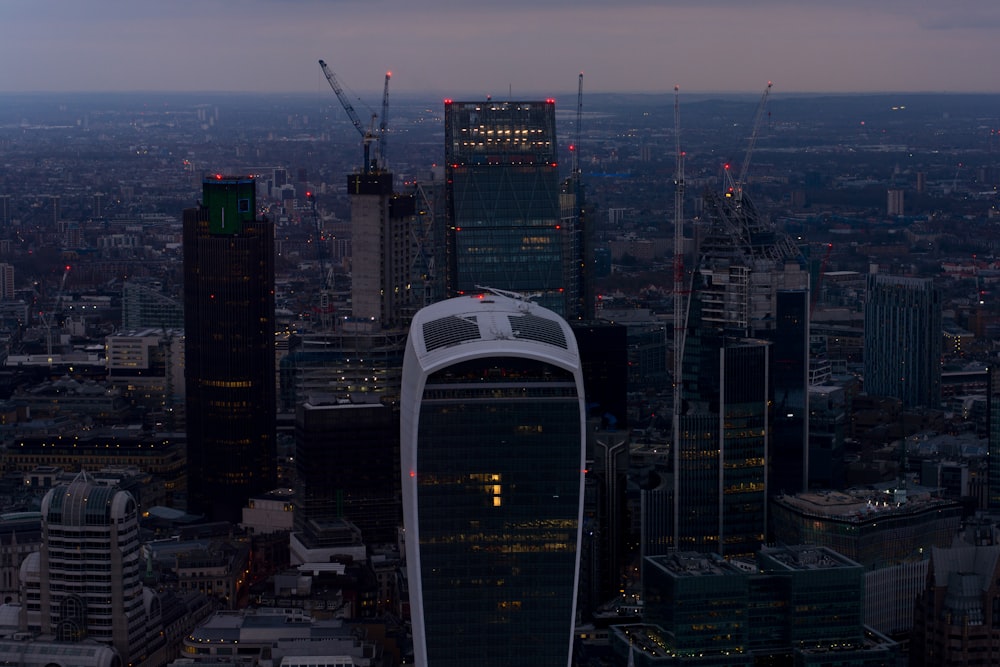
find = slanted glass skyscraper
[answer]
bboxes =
[184,176,276,522]
[401,293,585,667]
[444,100,579,318]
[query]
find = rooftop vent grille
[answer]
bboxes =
[507,314,568,349]
[422,315,480,351]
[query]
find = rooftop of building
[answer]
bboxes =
[188,608,349,643]
[408,292,579,369]
[759,544,862,571]
[773,486,961,523]
[645,552,746,578]
[610,624,676,661]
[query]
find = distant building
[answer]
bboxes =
[181,607,384,664]
[0,512,41,605]
[864,274,942,409]
[183,176,276,522]
[121,279,184,330]
[2,431,187,508]
[887,188,904,216]
[401,293,585,666]
[105,327,184,413]
[0,264,13,301]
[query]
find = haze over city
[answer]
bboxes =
[4,0,1000,95]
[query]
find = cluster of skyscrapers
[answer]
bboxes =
[6,89,955,666]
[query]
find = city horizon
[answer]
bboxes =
[4,1,999,96]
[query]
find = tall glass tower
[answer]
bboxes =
[864,274,941,409]
[401,292,585,667]
[183,176,276,522]
[444,100,579,318]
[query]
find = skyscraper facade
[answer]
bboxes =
[444,100,579,317]
[668,192,806,557]
[184,176,276,522]
[401,293,585,667]
[864,274,941,409]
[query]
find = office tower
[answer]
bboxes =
[989,368,1000,510]
[668,192,806,557]
[676,318,770,556]
[887,187,904,216]
[444,100,581,318]
[0,195,9,226]
[294,398,400,544]
[106,328,185,413]
[571,321,629,609]
[184,176,276,522]
[808,384,847,489]
[0,263,13,300]
[33,472,160,665]
[766,290,809,496]
[401,293,585,667]
[348,172,416,328]
[864,274,941,409]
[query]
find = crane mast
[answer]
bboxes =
[573,72,583,176]
[43,265,71,357]
[379,72,391,168]
[318,59,379,173]
[672,86,687,547]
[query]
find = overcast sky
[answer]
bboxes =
[3,0,999,96]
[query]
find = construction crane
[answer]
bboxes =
[318,59,380,173]
[725,81,772,206]
[41,264,71,357]
[379,71,391,168]
[306,189,336,330]
[671,85,688,544]
[572,72,583,177]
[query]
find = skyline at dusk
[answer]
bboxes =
[3,0,1000,96]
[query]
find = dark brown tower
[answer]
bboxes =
[183,176,276,522]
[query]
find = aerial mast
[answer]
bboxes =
[672,85,687,550]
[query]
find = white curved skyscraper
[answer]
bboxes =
[401,292,585,667]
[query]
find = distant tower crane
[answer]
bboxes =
[724,81,773,207]
[572,72,583,177]
[41,264,71,357]
[318,59,382,173]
